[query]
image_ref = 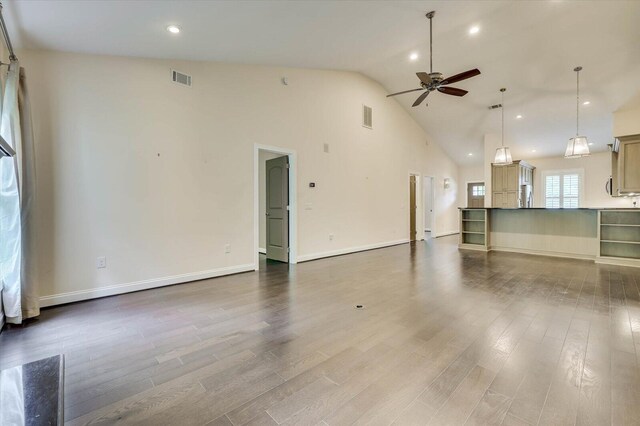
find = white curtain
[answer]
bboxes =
[0,62,38,324]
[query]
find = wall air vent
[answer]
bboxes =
[171,69,192,87]
[362,105,372,129]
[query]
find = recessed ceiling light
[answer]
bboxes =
[588,142,594,146]
[531,149,537,152]
[166,25,181,34]
[469,26,480,35]
[468,152,473,156]
[409,52,419,61]
[516,115,523,119]
[583,101,590,105]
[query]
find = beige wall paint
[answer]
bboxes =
[258,150,282,251]
[460,149,636,209]
[21,49,461,302]
[614,106,640,137]
[527,152,636,208]
[457,164,485,208]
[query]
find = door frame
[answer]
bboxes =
[465,180,485,207]
[408,171,424,241]
[423,175,435,238]
[254,144,298,269]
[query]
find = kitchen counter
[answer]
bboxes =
[458,207,639,210]
[458,207,640,267]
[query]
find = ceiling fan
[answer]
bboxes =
[387,11,481,107]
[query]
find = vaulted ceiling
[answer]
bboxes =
[7,1,640,165]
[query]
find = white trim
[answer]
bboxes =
[39,263,255,307]
[541,168,585,208]
[258,248,266,254]
[254,144,298,270]
[423,176,436,239]
[436,230,459,237]
[489,245,595,261]
[297,239,409,263]
[595,256,640,268]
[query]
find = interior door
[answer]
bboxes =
[467,182,485,207]
[424,177,433,232]
[266,156,289,262]
[410,175,417,241]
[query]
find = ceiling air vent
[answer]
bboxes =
[171,69,192,87]
[362,105,372,129]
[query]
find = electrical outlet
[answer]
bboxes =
[329,234,334,241]
[224,244,231,254]
[96,256,106,269]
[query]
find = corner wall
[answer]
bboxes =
[21,49,461,305]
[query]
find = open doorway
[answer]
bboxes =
[423,176,435,239]
[408,172,423,242]
[254,145,297,270]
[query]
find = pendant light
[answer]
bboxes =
[565,66,590,158]
[494,88,513,166]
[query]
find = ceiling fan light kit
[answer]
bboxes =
[565,66,591,158]
[386,11,481,107]
[494,88,513,166]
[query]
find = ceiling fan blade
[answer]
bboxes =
[416,72,432,85]
[441,68,481,85]
[437,86,468,97]
[386,88,424,98]
[412,91,430,107]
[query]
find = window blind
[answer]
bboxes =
[545,172,580,208]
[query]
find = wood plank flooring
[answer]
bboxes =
[2,236,640,425]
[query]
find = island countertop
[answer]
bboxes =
[458,207,640,267]
[458,207,639,210]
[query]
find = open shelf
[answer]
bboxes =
[459,208,489,249]
[599,210,640,262]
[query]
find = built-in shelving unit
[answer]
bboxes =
[597,210,640,266]
[459,209,489,251]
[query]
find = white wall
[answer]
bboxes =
[21,49,460,304]
[614,106,640,137]
[258,150,282,252]
[457,164,485,208]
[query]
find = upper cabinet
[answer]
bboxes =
[617,135,640,194]
[491,160,535,208]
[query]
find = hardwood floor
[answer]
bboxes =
[2,236,640,425]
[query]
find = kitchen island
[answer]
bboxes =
[459,207,640,267]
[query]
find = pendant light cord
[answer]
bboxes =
[576,68,580,136]
[501,88,505,148]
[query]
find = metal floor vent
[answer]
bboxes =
[172,69,192,87]
[362,105,372,129]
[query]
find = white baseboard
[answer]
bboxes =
[595,256,640,268]
[436,230,459,238]
[297,239,410,263]
[258,248,266,254]
[39,263,256,308]
[489,246,595,261]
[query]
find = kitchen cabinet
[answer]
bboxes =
[491,160,535,208]
[617,135,640,194]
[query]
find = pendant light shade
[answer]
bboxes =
[565,67,590,158]
[494,88,513,166]
[565,136,590,158]
[494,146,513,164]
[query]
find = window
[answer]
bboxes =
[544,170,582,208]
[472,184,485,197]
